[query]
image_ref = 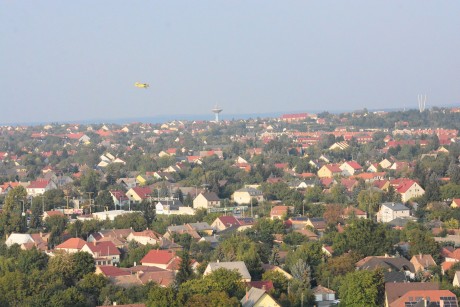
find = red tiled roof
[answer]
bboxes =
[27,179,50,189]
[217,215,240,227]
[97,265,130,277]
[56,238,87,250]
[390,290,456,307]
[344,161,362,170]
[247,280,274,292]
[141,250,175,265]
[130,187,152,199]
[84,241,120,256]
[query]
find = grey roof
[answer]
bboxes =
[236,187,263,195]
[241,287,266,307]
[201,192,221,201]
[357,256,415,273]
[381,202,410,211]
[188,222,213,231]
[208,261,251,281]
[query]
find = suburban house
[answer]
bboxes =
[451,199,460,208]
[140,249,181,271]
[390,179,425,202]
[232,187,264,205]
[5,232,49,251]
[306,217,327,232]
[240,287,280,307]
[385,282,440,307]
[204,261,251,282]
[377,202,411,223]
[389,290,457,307]
[55,237,87,253]
[127,229,162,246]
[26,179,57,196]
[155,199,183,215]
[126,187,152,203]
[454,271,460,287]
[270,206,290,220]
[193,192,221,209]
[116,178,137,190]
[313,285,336,303]
[211,215,241,232]
[317,164,343,178]
[110,190,130,209]
[340,161,363,176]
[81,241,121,265]
[410,254,436,272]
[43,210,65,220]
[342,206,367,219]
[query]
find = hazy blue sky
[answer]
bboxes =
[1,1,460,124]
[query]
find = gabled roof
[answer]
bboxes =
[207,261,251,281]
[390,290,457,307]
[84,241,120,256]
[27,179,50,189]
[56,237,87,250]
[129,187,152,199]
[97,265,130,277]
[200,192,220,201]
[241,287,267,307]
[343,161,362,170]
[216,215,240,227]
[385,282,439,306]
[141,250,175,265]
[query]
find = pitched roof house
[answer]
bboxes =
[192,192,221,209]
[204,261,251,282]
[211,215,241,232]
[390,290,457,307]
[240,287,280,307]
[317,164,342,178]
[26,179,57,196]
[340,161,363,176]
[270,206,290,220]
[410,254,436,272]
[385,282,439,307]
[140,249,181,271]
[81,241,121,265]
[127,229,162,246]
[126,187,152,203]
[377,202,411,223]
[55,238,87,253]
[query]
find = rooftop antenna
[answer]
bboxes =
[212,105,223,122]
[418,94,426,112]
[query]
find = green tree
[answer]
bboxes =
[95,190,115,211]
[71,251,96,281]
[290,259,311,289]
[332,219,393,257]
[261,270,289,299]
[175,250,193,287]
[185,291,240,307]
[339,269,385,307]
[80,169,100,195]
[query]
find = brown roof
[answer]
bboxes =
[385,282,439,305]
[97,265,130,277]
[390,289,457,307]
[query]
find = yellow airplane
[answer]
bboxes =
[135,82,149,89]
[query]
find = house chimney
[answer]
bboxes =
[113,303,117,306]
[134,261,136,267]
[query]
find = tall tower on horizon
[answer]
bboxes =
[212,105,223,122]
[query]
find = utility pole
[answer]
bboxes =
[65,195,71,210]
[87,192,93,214]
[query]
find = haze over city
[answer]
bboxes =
[1,1,460,124]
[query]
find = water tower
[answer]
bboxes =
[212,105,223,122]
